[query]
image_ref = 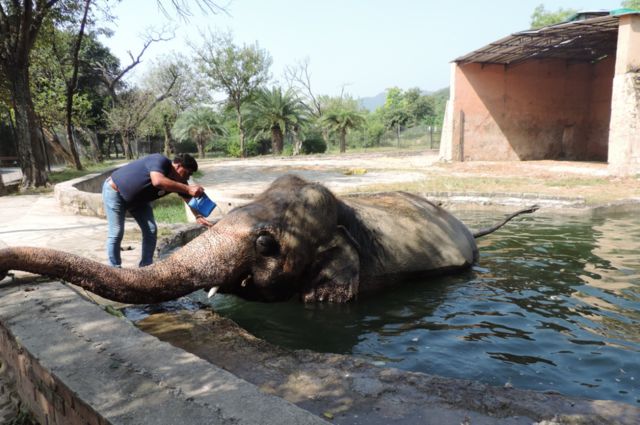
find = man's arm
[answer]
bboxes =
[149,171,204,198]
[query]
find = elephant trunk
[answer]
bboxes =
[0,229,248,304]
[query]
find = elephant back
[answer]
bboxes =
[342,192,478,278]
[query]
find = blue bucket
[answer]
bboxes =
[188,193,216,217]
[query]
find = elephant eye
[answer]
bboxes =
[256,233,280,257]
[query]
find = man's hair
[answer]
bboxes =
[173,153,198,173]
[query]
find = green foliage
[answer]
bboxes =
[225,136,262,157]
[377,87,439,131]
[530,4,577,28]
[426,88,449,126]
[140,55,205,142]
[363,115,386,147]
[194,30,272,156]
[245,86,308,154]
[321,106,366,153]
[301,132,327,154]
[622,0,640,9]
[172,107,226,158]
[175,139,197,154]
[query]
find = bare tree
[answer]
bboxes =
[284,58,324,119]
[106,64,179,159]
[141,55,205,156]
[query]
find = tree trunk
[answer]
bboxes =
[196,137,206,159]
[339,130,347,153]
[63,0,92,172]
[10,70,48,189]
[163,115,174,157]
[42,128,75,165]
[122,132,133,160]
[292,126,302,155]
[271,127,283,155]
[77,127,103,162]
[236,105,246,158]
[64,125,83,169]
[322,128,330,146]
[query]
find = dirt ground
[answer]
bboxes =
[198,151,639,207]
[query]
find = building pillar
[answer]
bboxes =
[608,13,640,175]
[439,63,458,162]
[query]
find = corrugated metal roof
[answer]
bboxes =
[455,11,639,66]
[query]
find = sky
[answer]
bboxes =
[99,0,625,99]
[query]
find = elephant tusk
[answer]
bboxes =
[207,286,219,298]
[241,275,252,288]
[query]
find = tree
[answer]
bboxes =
[0,0,60,188]
[246,87,308,155]
[621,0,640,9]
[530,4,577,28]
[381,87,411,146]
[62,0,92,170]
[284,58,324,119]
[403,87,434,126]
[194,31,272,157]
[31,13,101,167]
[106,68,178,160]
[140,55,203,156]
[172,107,226,158]
[321,107,365,153]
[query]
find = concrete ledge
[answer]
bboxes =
[54,169,116,218]
[0,281,329,425]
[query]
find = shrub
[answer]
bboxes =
[301,134,327,154]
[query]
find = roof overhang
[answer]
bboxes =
[454,13,638,66]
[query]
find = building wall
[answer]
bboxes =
[451,57,614,161]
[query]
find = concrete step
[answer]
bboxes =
[0,281,329,425]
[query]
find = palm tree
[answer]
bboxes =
[246,87,308,155]
[321,108,365,153]
[172,107,226,159]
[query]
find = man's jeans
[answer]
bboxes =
[102,181,157,267]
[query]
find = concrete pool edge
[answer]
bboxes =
[0,281,330,425]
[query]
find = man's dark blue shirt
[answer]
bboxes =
[111,154,177,207]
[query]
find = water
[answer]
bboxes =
[195,210,640,405]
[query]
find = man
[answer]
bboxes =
[102,153,212,268]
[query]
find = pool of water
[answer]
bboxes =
[192,210,639,405]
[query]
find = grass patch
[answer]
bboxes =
[543,177,609,188]
[153,195,188,224]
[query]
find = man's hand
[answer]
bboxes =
[196,216,214,227]
[187,184,205,198]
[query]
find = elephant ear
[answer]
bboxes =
[302,226,360,303]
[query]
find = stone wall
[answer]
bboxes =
[54,169,115,218]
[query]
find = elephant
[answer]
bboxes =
[0,174,538,304]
